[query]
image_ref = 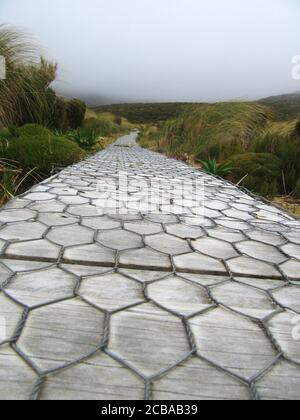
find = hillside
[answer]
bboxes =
[92,103,189,124]
[92,91,300,124]
[260,92,300,120]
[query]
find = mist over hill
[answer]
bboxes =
[53,87,131,107]
[54,84,300,122]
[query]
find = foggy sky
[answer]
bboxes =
[1,0,300,104]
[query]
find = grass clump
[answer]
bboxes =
[0,158,36,206]
[0,25,88,131]
[0,25,58,127]
[161,102,272,160]
[225,153,281,197]
[252,119,300,194]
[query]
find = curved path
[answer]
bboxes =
[0,132,300,400]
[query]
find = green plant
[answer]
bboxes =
[199,158,234,177]
[66,128,99,150]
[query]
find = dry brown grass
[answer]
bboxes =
[273,197,300,219]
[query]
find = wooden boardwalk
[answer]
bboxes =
[0,133,300,400]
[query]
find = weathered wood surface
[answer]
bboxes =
[0,132,300,400]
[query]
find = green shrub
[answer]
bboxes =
[226,153,281,197]
[0,128,11,138]
[83,117,119,136]
[15,123,53,138]
[1,134,85,177]
[66,99,86,129]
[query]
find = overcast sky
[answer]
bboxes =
[1,0,300,104]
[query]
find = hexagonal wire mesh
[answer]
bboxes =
[0,133,299,400]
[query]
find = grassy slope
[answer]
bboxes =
[160,102,273,159]
[140,102,275,158]
[260,92,300,121]
[93,92,300,124]
[92,103,189,124]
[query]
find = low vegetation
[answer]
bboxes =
[226,153,281,196]
[65,129,99,151]
[0,124,85,202]
[139,102,300,201]
[93,103,187,124]
[260,92,300,121]
[0,116,130,204]
[199,158,234,177]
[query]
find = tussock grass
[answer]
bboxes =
[0,24,57,127]
[85,109,133,135]
[0,158,38,206]
[160,102,272,160]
